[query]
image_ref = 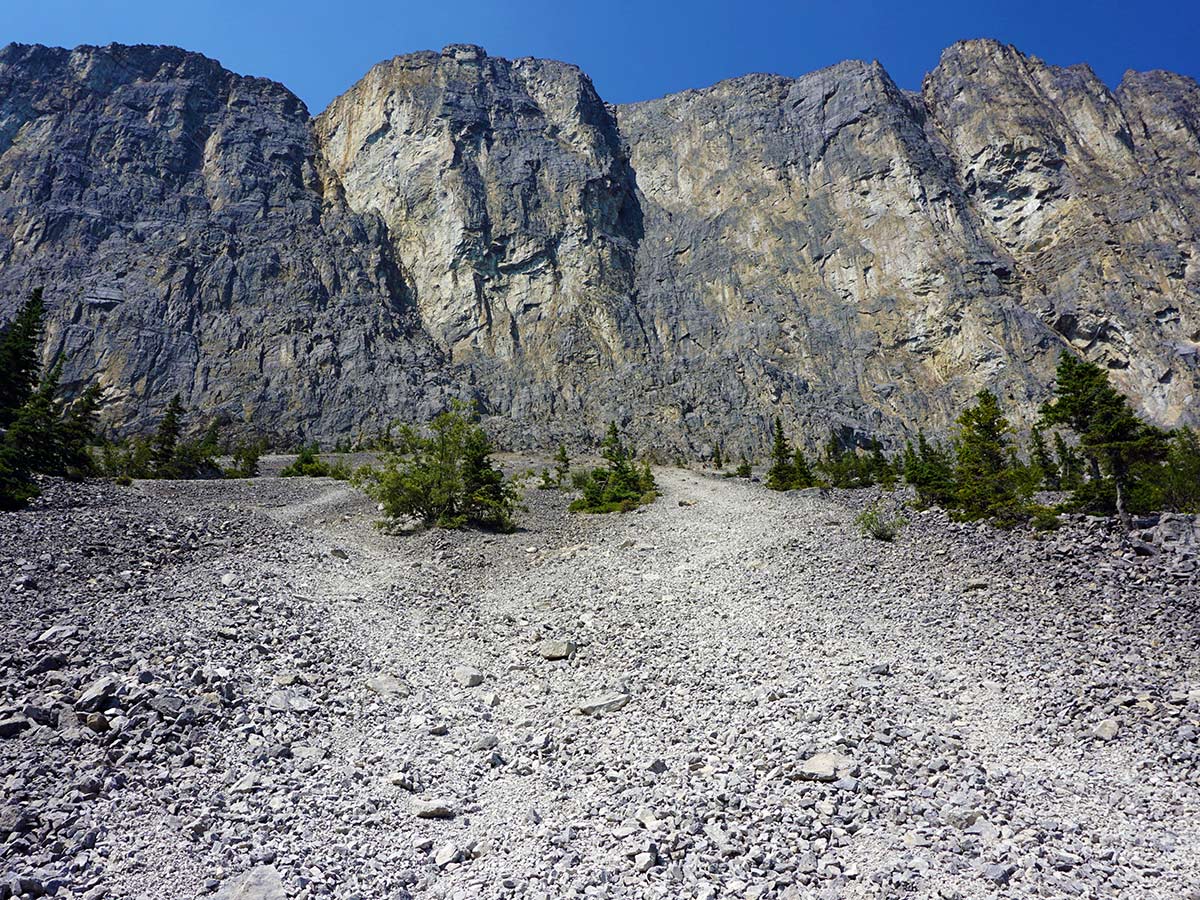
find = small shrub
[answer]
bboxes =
[281,444,330,477]
[355,403,519,532]
[569,423,657,514]
[227,438,265,478]
[1029,504,1063,532]
[855,504,907,542]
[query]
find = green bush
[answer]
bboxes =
[355,403,520,532]
[569,423,657,514]
[227,437,266,478]
[281,443,329,477]
[855,504,907,541]
[951,390,1030,526]
[95,396,222,481]
[0,290,106,507]
[902,431,956,508]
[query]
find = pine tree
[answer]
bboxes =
[735,455,752,479]
[0,288,46,427]
[953,390,1028,525]
[553,444,571,486]
[151,394,185,474]
[3,358,67,477]
[460,424,517,532]
[765,417,794,491]
[1029,426,1058,489]
[791,445,814,488]
[903,431,956,508]
[1040,353,1167,528]
[713,443,724,470]
[1053,432,1083,490]
[57,383,103,477]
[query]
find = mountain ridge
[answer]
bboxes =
[0,38,1196,452]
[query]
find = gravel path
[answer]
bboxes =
[2,468,1198,900]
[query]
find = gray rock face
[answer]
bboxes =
[0,39,1196,451]
[0,42,447,443]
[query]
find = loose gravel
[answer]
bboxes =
[2,466,1198,900]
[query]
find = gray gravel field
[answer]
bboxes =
[2,468,1198,900]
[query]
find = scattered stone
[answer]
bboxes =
[536,639,576,660]
[797,751,854,782]
[213,865,285,900]
[576,692,631,715]
[453,666,484,687]
[412,798,457,819]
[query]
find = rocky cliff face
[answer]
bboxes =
[0,39,1196,452]
[0,42,448,441]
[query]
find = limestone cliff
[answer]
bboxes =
[0,39,1196,452]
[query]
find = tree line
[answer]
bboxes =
[755,353,1199,530]
[2,287,1195,531]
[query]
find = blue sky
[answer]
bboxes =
[3,0,1198,113]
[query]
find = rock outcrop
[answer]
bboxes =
[0,39,1196,451]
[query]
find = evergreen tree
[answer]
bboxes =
[903,431,956,508]
[0,288,46,426]
[1053,432,1083,490]
[1040,353,1167,529]
[765,417,795,491]
[151,394,185,474]
[791,445,814,488]
[569,422,657,513]
[713,443,724,470]
[869,439,896,489]
[553,444,571,486]
[357,403,520,530]
[57,383,103,477]
[460,424,518,531]
[953,390,1028,525]
[2,358,65,480]
[735,455,752,479]
[1029,426,1058,489]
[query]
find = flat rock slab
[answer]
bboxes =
[536,639,576,660]
[798,751,855,782]
[576,692,631,715]
[365,674,411,697]
[412,798,457,819]
[214,865,285,900]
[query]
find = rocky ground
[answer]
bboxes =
[2,465,1199,900]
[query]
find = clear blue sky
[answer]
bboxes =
[3,0,1198,113]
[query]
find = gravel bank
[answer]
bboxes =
[2,469,1198,899]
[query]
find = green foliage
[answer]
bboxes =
[1028,426,1058,490]
[0,307,105,507]
[0,288,46,428]
[97,396,220,481]
[1127,427,1200,514]
[1053,432,1085,491]
[724,455,753,479]
[712,443,724,470]
[1029,504,1063,532]
[554,444,571,485]
[227,437,266,478]
[356,403,520,531]
[538,444,572,490]
[281,444,329,477]
[902,431,956,509]
[815,432,889,489]
[1041,353,1168,526]
[952,390,1029,526]
[150,395,185,473]
[765,418,795,491]
[569,422,657,514]
[855,503,907,542]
